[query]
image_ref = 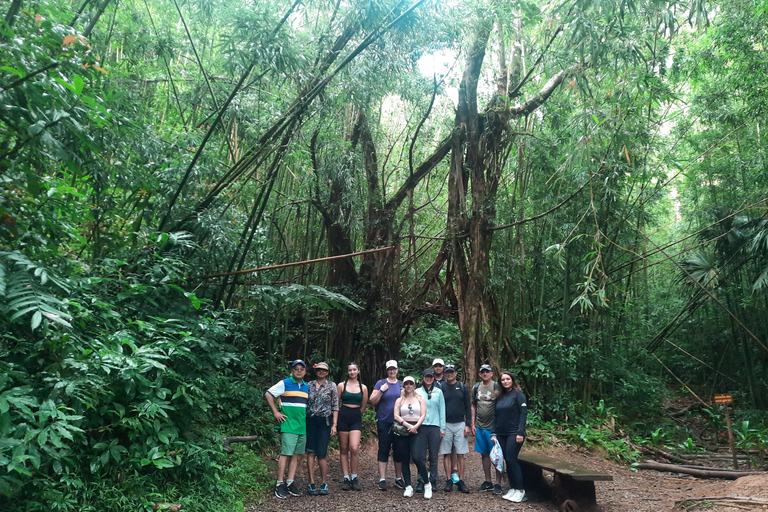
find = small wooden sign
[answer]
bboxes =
[715,394,733,405]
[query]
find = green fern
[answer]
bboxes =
[0,251,73,331]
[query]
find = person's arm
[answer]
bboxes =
[438,389,446,436]
[463,384,472,437]
[517,391,528,441]
[470,402,477,436]
[361,384,369,414]
[414,395,426,429]
[394,397,404,424]
[265,391,286,423]
[369,381,384,406]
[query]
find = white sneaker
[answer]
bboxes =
[424,482,432,499]
[512,490,527,503]
[502,489,516,501]
[404,485,414,498]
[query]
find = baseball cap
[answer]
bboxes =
[479,364,492,372]
[403,376,416,385]
[314,362,329,371]
[291,359,306,368]
[385,360,398,369]
[432,358,445,366]
[444,364,456,372]
[422,368,435,377]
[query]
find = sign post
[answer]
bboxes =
[715,394,737,469]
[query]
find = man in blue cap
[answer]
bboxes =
[266,359,309,499]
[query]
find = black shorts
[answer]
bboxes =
[305,415,332,458]
[338,406,363,432]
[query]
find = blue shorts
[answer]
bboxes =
[474,427,493,455]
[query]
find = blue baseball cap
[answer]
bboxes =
[291,359,306,368]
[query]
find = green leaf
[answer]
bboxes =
[31,310,43,330]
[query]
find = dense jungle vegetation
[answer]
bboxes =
[1,0,767,509]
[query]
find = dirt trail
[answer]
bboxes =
[248,437,768,512]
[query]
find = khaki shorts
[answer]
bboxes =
[281,432,307,456]
[439,422,469,454]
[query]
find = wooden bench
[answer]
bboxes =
[518,452,613,511]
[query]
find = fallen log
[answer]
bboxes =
[675,496,768,510]
[222,435,260,454]
[637,461,765,479]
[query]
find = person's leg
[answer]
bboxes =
[503,436,524,490]
[349,430,362,475]
[276,454,289,482]
[306,453,316,484]
[394,461,402,479]
[481,454,492,481]
[410,434,429,484]
[457,454,465,479]
[394,435,411,485]
[443,454,451,479]
[376,421,392,480]
[318,457,328,484]
[339,431,350,476]
[287,453,300,481]
[427,426,440,484]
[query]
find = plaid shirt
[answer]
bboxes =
[306,379,339,417]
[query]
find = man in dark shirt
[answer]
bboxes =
[438,364,471,493]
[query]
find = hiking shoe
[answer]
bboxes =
[286,482,301,496]
[415,480,424,493]
[378,479,387,491]
[480,481,493,491]
[404,485,414,498]
[341,478,351,491]
[424,482,432,499]
[451,473,460,484]
[351,477,361,491]
[493,483,503,495]
[502,489,516,502]
[308,483,318,496]
[394,478,406,490]
[319,483,328,496]
[274,483,289,499]
[511,490,527,503]
[444,478,453,492]
[457,480,469,493]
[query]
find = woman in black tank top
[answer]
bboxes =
[336,363,368,490]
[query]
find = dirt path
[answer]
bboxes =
[248,437,768,512]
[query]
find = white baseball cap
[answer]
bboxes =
[385,360,398,369]
[432,358,445,366]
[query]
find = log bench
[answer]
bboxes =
[518,452,613,512]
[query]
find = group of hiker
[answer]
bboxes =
[265,357,528,503]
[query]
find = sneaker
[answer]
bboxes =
[511,490,527,503]
[502,489,516,502]
[451,473,460,484]
[457,480,469,493]
[378,479,387,491]
[308,483,318,496]
[480,481,493,491]
[424,482,432,499]
[319,483,328,496]
[404,485,414,498]
[351,477,361,491]
[341,478,351,491]
[415,480,424,493]
[493,483,503,495]
[286,482,301,496]
[444,479,453,492]
[274,483,289,499]
[395,478,406,490]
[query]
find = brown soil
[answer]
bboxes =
[248,437,768,512]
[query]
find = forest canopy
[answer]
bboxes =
[1,0,767,509]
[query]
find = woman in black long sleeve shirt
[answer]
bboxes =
[491,371,528,503]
